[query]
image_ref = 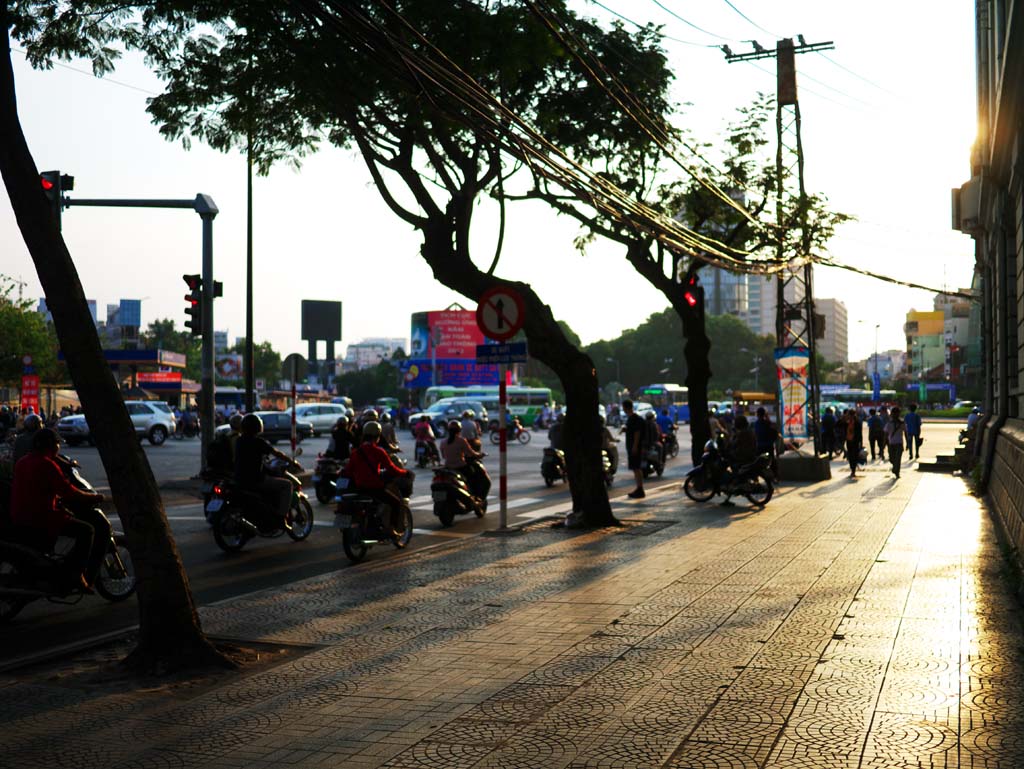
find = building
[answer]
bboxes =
[214,330,229,355]
[701,266,749,317]
[816,298,848,365]
[39,297,97,325]
[952,2,1022,569]
[865,349,905,382]
[341,338,406,372]
[903,309,945,378]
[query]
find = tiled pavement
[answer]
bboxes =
[2,467,1023,768]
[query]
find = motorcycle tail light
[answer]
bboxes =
[213,485,223,495]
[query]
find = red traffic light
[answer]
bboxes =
[40,176,55,191]
[684,291,698,307]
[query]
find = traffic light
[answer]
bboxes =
[683,273,703,310]
[39,170,73,229]
[183,273,202,336]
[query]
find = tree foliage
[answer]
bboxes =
[0,274,62,382]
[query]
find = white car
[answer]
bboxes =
[57,400,177,446]
[293,403,348,435]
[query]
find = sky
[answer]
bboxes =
[1,1,978,365]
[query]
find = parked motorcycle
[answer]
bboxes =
[312,454,345,504]
[0,456,136,623]
[541,447,568,487]
[334,476,414,562]
[207,456,314,552]
[431,459,487,526]
[683,440,774,506]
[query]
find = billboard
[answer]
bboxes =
[301,300,342,341]
[406,309,497,387]
[776,347,809,440]
[216,354,243,379]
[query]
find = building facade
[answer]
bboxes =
[954,1,1024,570]
[815,298,848,365]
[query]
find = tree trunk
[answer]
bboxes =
[421,222,616,527]
[674,295,711,466]
[0,16,228,672]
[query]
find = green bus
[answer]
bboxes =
[423,385,553,423]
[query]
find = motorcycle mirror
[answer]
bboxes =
[294,447,303,457]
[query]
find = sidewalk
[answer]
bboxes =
[3,466,1022,768]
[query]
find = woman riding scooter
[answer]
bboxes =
[443,420,491,505]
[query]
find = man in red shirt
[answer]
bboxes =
[345,420,411,545]
[11,428,104,592]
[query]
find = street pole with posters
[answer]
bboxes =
[282,353,307,460]
[476,287,526,531]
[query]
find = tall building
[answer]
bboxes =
[904,310,946,377]
[342,338,406,372]
[816,298,848,364]
[214,330,229,355]
[38,298,97,325]
[701,267,748,317]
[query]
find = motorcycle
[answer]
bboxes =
[172,418,200,440]
[415,439,440,468]
[206,456,314,552]
[0,455,136,623]
[642,444,665,478]
[541,447,568,487]
[334,475,414,562]
[492,418,531,445]
[431,458,487,526]
[601,448,616,488]
[683,440,774,506]
[312,454,346,504]
[663,428,679,459]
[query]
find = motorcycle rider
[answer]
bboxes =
[645,411,664,466]
[599,415,619,475]
[328,415,354,461]
[623,399,646,498]
[547,412,567,474]
[10,428,106,592]
[207,412,244,475]
[345,420,412,543]
[443,420,491,504]
[234,413,295,526]
[12,412,42,465]
[380,412,400,453]
[718,415,758,507]
[460,409,480,448]
[413,415,440,464]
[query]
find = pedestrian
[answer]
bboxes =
[904,403,923,460]
[885,406,907,479]
[820,406,836,459]
[753,407,779,477]
[866,408,885,462]
[842,409,863,479]
[622,399,646,499]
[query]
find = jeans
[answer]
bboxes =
[890,445,904,477]
[57,517,95,585]
[869,432,886,461]
[907,435,920,459]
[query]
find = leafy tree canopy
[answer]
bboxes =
[0,274,62,383]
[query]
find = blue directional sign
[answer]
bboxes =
[475,342,528,364]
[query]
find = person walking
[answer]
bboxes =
[820,406,836,459]
[843,409,863,479]
[904,403,923,460]
[623,399,646,498]
[753,407,779,478]
[885,406,907,479]
[866,408,886,462]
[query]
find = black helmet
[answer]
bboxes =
[23,413,41,431]
[362,420,382,439]
[240,413,263,435]
[228,413,244,431]
[448,420,462,433]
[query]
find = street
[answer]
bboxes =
[1,425,696,663]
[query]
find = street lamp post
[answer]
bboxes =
[739,348,762,390]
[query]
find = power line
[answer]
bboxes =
[11,47,159,96]
[586,0,709,46]
[647,0,734,41]
[720,0,779,38]
[815,51,895,95]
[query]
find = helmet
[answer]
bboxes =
[228,413,244,431]
[556,413,565,423]
[336,415,349,427]
[646,411,655,420]
[362,420,382,439]
[972,406,981,413]
[345,408,355,418]
[419,414,429,422]
[23,413,41,431]
[448,420,462,433]
[380,412,391,423]
[462,409,475,419]
[240,413,263,435]
[362,408,378,422]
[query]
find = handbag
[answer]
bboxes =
[857,448,867,466]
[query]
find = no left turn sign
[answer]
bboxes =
[476,286,525,341]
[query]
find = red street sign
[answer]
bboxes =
[20,374,40,413]
[476,286,525,342]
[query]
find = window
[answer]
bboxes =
[127,403,151,415]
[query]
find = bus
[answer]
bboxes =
[637,383,690,423]
[423,385,553,423]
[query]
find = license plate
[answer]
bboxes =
[205,499,223,513]
[432,491,447,502]
[336,477,350,490]
[311,475,321,483]
[335,514,352,528]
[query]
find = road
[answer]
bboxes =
[1,427,695,663]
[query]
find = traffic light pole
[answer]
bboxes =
[62,192,220,469]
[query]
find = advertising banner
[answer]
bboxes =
[216,354,243,380]
[138,371,183,384]
[775,347,809,440]
[409,310,485,359]
[401,359,500,388]
[20,374,40,414]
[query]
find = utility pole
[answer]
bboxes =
[724,36,834,456]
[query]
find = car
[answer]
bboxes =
[293,403,348,435]
[409,399,489,437]
[214,410,314,444]
[633,401,654,417]
[953,400,975,410]
[57,400,177,447]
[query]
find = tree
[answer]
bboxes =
[335,361,402,406]
[0,274,62,383]
[13,2,681,527]
[1,5,227,671]
[229,339,281,386]
[141,318,201,381]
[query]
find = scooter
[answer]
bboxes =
[172,419,200,440]
[312,454,345,504]
[207,456,314,552]
[430,458,488,527]
[663,427,679,459]
[0,456,136,623]
[642,444,665,478]
[334,475,414,562]
[541,447,568,487]
[683,440,774,506]
[415,439,440,468]
[601,448,616,488]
